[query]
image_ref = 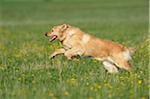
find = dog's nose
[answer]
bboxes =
[45,32,48,36]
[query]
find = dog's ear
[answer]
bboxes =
[60,24,69,32]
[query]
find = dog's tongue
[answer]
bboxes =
[50,35,57,42]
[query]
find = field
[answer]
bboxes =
[0,0,149,99]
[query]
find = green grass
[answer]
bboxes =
[0,0,149,99]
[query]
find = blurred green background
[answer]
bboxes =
[0,0,149,99]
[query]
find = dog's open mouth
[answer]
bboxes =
[49,35,57,42]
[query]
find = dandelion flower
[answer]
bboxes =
[88,96,93,99]
[141,96,145,99]
[48,91,54,97]
[64,91,69,96]
[138,80,142,84]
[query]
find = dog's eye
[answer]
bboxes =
[51,29,54,32]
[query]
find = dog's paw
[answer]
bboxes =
[49,55,55,59]
[66,56,72,60]
[107,69,119,74]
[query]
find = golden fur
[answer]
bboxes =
[45,24,135,73]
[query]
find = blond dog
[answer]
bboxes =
[45,24,135,73]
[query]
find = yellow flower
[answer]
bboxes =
[140,71,143,74]
[90,83,102,92]
[138,80,142,84]
[90,86,94,90]
[64,91,69,96]
[86,77,89,80]
[48,91,54,97]
[120,76,123,79]
[104,83,112,89]
[141,96,145,99]
[32,80,36,84]
[0,64,6,70]
[86,82,89,86]
[88,96,93,99]
[0,43,5,50]
[93,60,97,63]
[66,78,77,85]
[108,93,112,98]
[17,77,21,81]
[97,85,102,89]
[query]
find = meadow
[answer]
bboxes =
[0,0,149,99]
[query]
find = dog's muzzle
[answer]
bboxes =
[45,32,48,36]
[49,35,57,42]
[45,32,57,42]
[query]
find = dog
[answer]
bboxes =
[45,24,135,73]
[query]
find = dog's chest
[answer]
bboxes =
[61,37,73,50]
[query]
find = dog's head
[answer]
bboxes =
[45,24,70,42]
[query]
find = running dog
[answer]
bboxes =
[45,24,135,73]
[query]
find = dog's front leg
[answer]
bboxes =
[50,48,66,59]
[64,48,84,60]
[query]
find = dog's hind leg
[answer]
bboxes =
[102,60,119,73]
[112,51,132,71]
